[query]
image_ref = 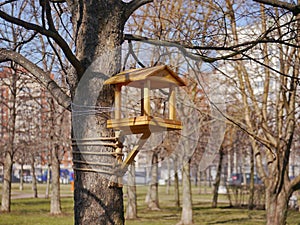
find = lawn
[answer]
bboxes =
[0,183,300,225]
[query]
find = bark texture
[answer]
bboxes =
[248,146,255,210]
[146,152,160,210]
[212,147,224,208]
[51,145,61,214]
[31,156,38,198]
[265,188,290,225]
[70,1,127,224]
[19,163,24,191]
[178,161,193,225]
[126,163,137,219]
[174,158,180,207]
[1,153,13,212]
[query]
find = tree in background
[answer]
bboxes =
[219,1,300,224]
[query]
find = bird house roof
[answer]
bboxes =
[104,65,186,89]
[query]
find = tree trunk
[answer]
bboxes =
[166,158,171,194]
[1,66,17,212]
[174,158,180,207]
[1,152,13,212]
[19,163,24,191]
[45,163,50,199]
[178,160,193,225]
[265,189,290,225]
[248,146,254,210]
[146,152,160,210]
[197,167,201,194]
[50,145,61,214]
[31,155,38,198]
[212,147,224,208]
[208,166,212,188]
[204,168,208,194]
[126,163,137,219]
[193,165,197,187]
[70,2,127,224]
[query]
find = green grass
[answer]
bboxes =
[0,184,300,225]
[0,198,74,225]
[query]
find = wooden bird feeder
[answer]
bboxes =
[104,65,186,135]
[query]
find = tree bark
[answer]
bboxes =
[174,158,180,207]
[1,65,17,212]
[212,147,224,208]
[265,188,290,225]
[197,166,201,194]
[45,163,51,199]
[248,146,254,210]
[178,160,193,225]
[126,163,137,219]
[166,158,171,194]
[70,2,128,224]
[19,163,24,191]
[146,151,160,210]
[31,155,38,198]
[1,152,13,212]
[50,145,61,214]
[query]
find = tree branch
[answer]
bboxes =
[0,10,84,76]
[49,0,66,2]
[124,33,263,63]
[290,174,300,191]
[0,48,71,110]
[123,0,153,19]
[0,0,17,7]
[253,0,300,15]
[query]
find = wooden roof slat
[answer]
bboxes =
[104,65,186,88]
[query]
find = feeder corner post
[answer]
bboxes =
[114,84,122,119]
[169,85,176,120]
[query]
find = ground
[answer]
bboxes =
[1,183,300,225]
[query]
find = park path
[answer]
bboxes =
[11,193,73,199]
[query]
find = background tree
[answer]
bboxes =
[217,1,300,224]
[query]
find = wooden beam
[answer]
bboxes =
[169,85,176,120]
[115,84,122,119]
[143,80,151,116]
[141,87,144,116]
[121,131,150,170]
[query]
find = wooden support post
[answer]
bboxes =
[143,80,151,116]
[115,84,122,119]
[121,131,150,171]
[141,87,144,116]
[169,85,176,120]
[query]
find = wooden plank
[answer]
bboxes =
[114,84,122,119]
[141,87,144,116]
[169,85,176,120]
[104,65,186,88]
[121,132,150,170]
[143,79,151,116]
[107,116,182,134]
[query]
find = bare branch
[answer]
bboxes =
[49,0,66,2]
[290,174,300,191]
[124,33,265,63]
[0,0,17,7]
[123,0,153,19]
[253,0,300,15]
[0,10,84,76]
[0,48,71,110]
